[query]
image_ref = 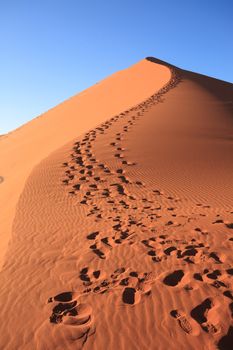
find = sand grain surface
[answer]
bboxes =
[0,58,233,349]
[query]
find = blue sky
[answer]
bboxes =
[0,0,232,134]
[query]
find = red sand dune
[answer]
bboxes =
[0,57,232,350]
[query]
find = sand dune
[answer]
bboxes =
[0,57,232,349]
[0,59,170,269]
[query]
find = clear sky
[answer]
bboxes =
[0,0,232,134]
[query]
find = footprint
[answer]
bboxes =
[226,268,233,276]
[87,231,99,240]
[37,294,94,349]
[206,270,221,280]
[110,183,127,196]
[48,291,74,303]
[118,175,130,184]
[170,310,193,334]
[122,287,141,305]
[116,168,124,174]
[193,273,203,281]
[212,219,224,224]
[135,181,144,186]
[73,183,81,190]
[190,298,218,333]
[49,300,78,324]
[111,267,126,280]
[121,160,136,166]
[163,270,184,286]
[164,246,177,256]
[226,223,233,229]
[181,247,198,258]
[114,153,124,159]
[223,290,233,300]
[89,244,106,259]
[48,292,93,325]
[93,270,101,279]
[209,252,222,264]
[79,267,91,284]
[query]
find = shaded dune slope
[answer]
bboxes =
[0,58,233,350]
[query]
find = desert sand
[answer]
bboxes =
[0,57,232,349]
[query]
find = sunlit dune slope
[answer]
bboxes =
[0,59,170,268]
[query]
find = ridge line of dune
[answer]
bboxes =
[70,63,181,146]
[113,62,181,119]
[1,59,172,140]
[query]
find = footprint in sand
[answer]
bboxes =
[209,251,223,264]
[111,267,126,280]
[35,292,92,349]
[114,153,124,159]
[193,269,228,290]
[89,243,108,259]
[190,298,219,334]
[78,267,103,292]
[118,175,131,184]
[225,223,233,229]
[163,270,184,286]
[170,309,198,335]
[122,287,140,305]
[122,160,136,166]
[121,272,152,305]
[86,231,99,240]
[47,291,94,346]
[110,183,128,196]
[48,291,74,304]
[223,290,233,301]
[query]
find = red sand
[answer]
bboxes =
[0,58,232,349]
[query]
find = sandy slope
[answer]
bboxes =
[0,59,170,269]
[0,58,233,350]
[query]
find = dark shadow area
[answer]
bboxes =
[54,291,73,302]
[218,326,233,350]
[87,231,99,240]
[122,287,136,304]
[146,57,233,108]
[225,223,233,229]
[190,298,212,324]
[50,300,77,323]
[163,269,184,286]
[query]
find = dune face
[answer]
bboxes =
[0,58,233,350]
[0,59,170,269]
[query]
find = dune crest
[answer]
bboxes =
[0,58,233,349]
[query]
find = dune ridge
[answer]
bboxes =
[0,58,233,349]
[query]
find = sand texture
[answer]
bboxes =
[0,58,232,349]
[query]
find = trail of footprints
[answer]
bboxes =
[49,267,153,309]
[48,67,233,346]
[47,263,233,341]
[79,266,153,304]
